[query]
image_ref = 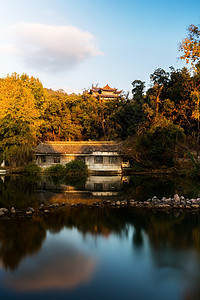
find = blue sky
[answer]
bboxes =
[0,0,200,94]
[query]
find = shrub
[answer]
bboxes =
[24,163,41,176]
[65,160,88,176]
[45,164,66,176]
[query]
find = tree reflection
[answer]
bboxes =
[0,207,200,272]
[0,175,39,209]
[0,217,46,270]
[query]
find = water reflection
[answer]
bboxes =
[0,208,200,271]
[0,207,199,298]
[1,174,200,208]
[1,175,200,298]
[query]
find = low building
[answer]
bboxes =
[88,84,122,102]
[36,141,123,174]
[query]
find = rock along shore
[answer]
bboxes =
[0,194,200,219]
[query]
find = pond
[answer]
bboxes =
[0,175,200,299]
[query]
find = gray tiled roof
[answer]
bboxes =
[36,141,122,154]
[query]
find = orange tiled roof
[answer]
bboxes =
[103,84,112,90]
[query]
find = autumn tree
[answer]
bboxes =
[179,24,200,68]
[179,25,200,152]
[0,73,42,166]
[41,91,82,141]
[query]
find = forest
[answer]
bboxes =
[0,24,200,169]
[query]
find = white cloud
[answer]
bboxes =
[0,23,102,72]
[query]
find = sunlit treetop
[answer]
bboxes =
[179,24,200,69]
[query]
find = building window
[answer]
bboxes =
[109,156,117,164]
[54,156,60,163]
[94,156,103,164]
[41,156,46,163]
[76,156,85,163]
[94,183,103,191]
[109,183,118,191]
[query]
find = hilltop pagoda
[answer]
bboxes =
[89,84,122,101]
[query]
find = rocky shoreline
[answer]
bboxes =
[0,194,200,219]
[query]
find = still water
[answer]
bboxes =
[0,175,200,299]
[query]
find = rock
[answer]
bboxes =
[26,207,34,213]
[156,204,170,208]
[11,207,16,214]
[166,198,172,202]
[162,204,171,208]
[121,201,127,205]
[116,201,121,205]
[191,204,199,209]
[174,194,180,202]
[26,211,32,215]
[180,196,185,200]
[0,208,8,213]
[122,200,127,205]
[191,199,197,203]
[0,211,5,216]
[44,209,49,213]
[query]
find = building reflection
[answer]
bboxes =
[85,176,123,196]
[36,175,125,204]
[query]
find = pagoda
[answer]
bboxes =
[89,84,122,101]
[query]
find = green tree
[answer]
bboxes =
[134,119,185,167]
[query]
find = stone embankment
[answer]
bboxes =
[0,194,199,219]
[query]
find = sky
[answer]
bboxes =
[0,0,200,94]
